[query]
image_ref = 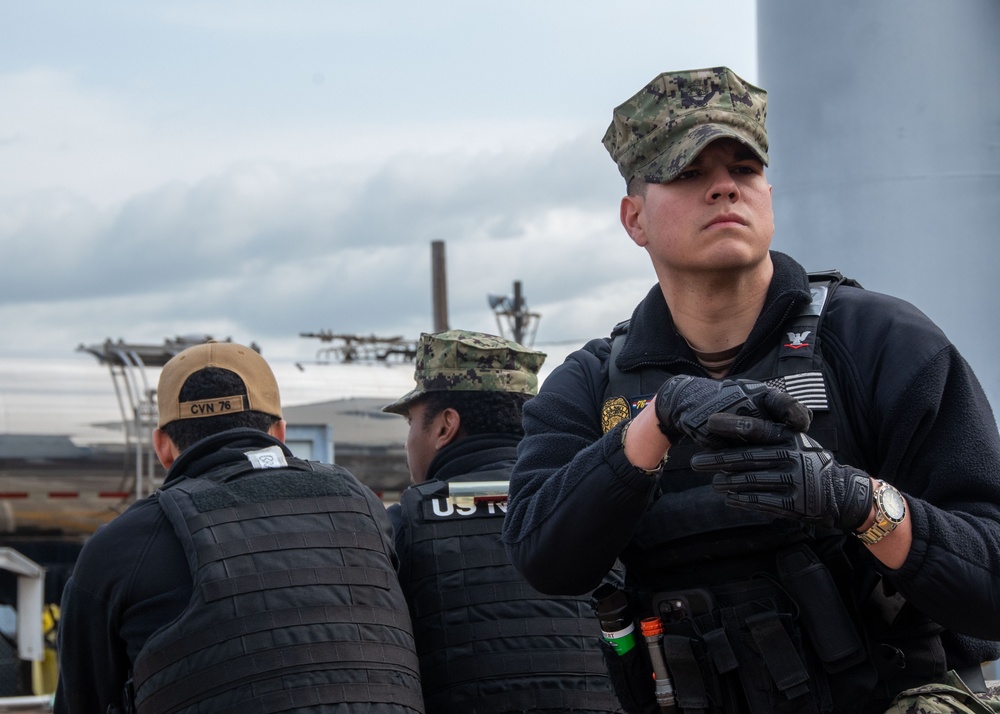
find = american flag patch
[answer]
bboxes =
[766,371,829,410]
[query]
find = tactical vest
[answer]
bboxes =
[600,273,945,714]
[397,471,622,713]
[131,448,424,714]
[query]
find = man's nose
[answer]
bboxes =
[707,168,738,201]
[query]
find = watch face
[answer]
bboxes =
[880,485,906,522]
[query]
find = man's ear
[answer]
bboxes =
[268,419,287,443]
[436,408,462,449]
[153,428,181,470]
[620,194,648,247]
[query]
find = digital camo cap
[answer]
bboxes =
[382,330,546,415]
[603,66,768,185]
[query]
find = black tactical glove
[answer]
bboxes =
[691,431,873,532]
[653,375,812,449]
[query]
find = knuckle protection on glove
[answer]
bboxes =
[655,376,813,449]
[653,375,694,440]
[705,413,796,445]
[696,431,872,532]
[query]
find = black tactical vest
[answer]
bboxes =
[603,272,858,579]
[131,449,424,714]
[397,471,622,713]
[600,274,945,714]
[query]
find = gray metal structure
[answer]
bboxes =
[757,0,1000,412]
[757,0,1000,682]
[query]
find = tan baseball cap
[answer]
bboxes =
[156,341,282,427]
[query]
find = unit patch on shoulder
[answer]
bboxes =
[602,396,631,433]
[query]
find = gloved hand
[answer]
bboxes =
[654,375,812,449]
[691,431,874,532]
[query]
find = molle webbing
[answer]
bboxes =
[410,543,510,575]
[200,564,394,602]
[133,604,413,685]
[195,527,386,567]
[422,648,609,688]
[417,616,599,653]
[412,579,576,617]
[184,493,370,532]
[213,682,425,714]
[138,641,421,713]
[471,688,619,713]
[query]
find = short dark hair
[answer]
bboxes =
[626,175,648,197]
[417,390,530,438]
[160,367,280,451]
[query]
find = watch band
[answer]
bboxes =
[855,479,905,545]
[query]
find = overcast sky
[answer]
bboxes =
[0,1,758,368]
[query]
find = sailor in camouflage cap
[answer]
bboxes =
[383,336,625,710]
[503,63,1000,713]
[603,66,767,186]
[382,330,546,416]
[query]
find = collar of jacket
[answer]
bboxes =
[615,250,813,375]
[426,432,521,482]
[163,428,292,486]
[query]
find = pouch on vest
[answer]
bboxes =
[649,581,839,714]
[776,545,867,673]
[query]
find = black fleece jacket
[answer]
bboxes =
[502,251,1000,665]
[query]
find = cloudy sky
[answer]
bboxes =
[1,1,757,367]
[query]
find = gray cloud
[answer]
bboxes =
[1,133,652,358]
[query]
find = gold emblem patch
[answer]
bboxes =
[601,396,631,433]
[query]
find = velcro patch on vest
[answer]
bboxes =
[191,471,353,512]
[244,445,287,469]
[422,497,508,520]
[766,371,829,411]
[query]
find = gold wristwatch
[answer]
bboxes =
[855,479,906,545]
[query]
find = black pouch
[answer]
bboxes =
[718,587,832,714]
[776,545,866,673]
[654,589,727,710]
[598,637,658,714]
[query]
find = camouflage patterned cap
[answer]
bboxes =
[381,330,546,415]
[603,67,768,185]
